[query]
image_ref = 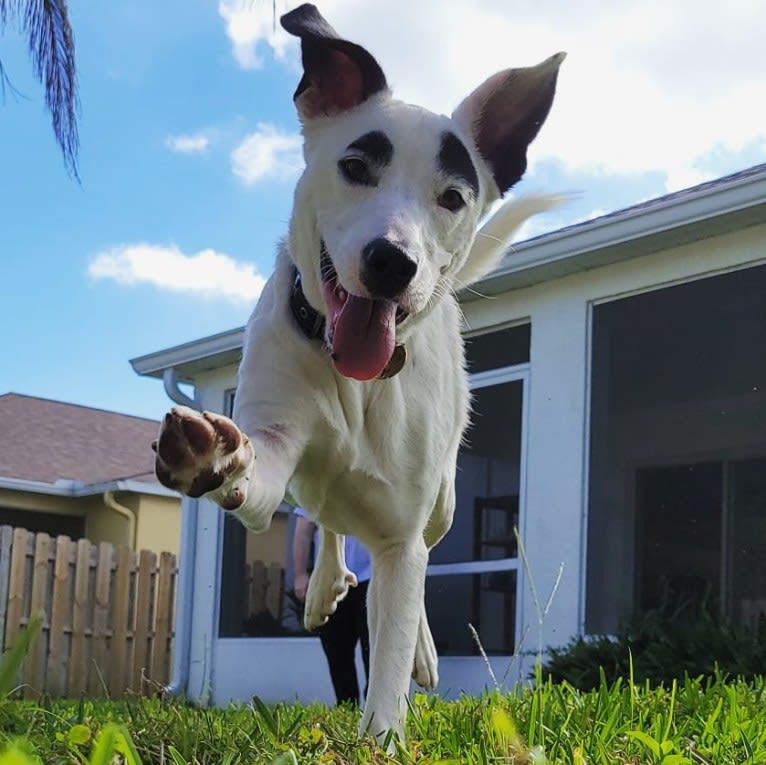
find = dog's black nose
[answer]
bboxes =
[360,238,417,299]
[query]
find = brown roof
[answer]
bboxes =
[0,393,161,486]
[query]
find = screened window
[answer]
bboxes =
[587,265,766,633]
[464,323,530,373]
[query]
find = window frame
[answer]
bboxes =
[426,362,530,655]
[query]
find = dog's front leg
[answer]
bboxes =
[362,537,428,745]
[153,406,301,532]
[304,527,357,630]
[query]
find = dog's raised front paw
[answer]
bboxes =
[304,566,357,631]
[153,406,254,509]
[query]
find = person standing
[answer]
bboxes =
[292,509,371,706]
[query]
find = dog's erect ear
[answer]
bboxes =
[453,53,565,195]
[281,4,388,120]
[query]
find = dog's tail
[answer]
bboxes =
[455,194,566,288]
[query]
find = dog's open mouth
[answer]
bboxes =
[320,243,408,381]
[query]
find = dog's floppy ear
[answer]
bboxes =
[281,4,388,120]
[453,53,565,195]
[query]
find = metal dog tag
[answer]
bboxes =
[377,344,407,379]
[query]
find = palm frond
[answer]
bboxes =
[1,0,80,179]
[0,56,27,101]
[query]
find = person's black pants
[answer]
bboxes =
[318,579,370,706]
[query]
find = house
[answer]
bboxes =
[0,393,181,554]
[131,163,766,705]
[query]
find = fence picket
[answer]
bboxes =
[266,562,284,620]
[47,535,73,696]
[67,539,92,696]
[250,560,267,616]
[0,526,13,651]
[133,549,156,693]
[89,542,113,697]
[110,545,132,695]
[24,532,52,698]
[5,528,31,672]
[151,552,175,684]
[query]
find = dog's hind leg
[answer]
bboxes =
[304,527,358,631]
[412,604,438,690]
[423,472,457,550]
[411,471,458,690]
[361,537,428,745]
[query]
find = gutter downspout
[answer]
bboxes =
[104,491,136,549]
[163,368,196,409]
[162,368,199,698]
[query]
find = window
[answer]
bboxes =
[427,325,529,655]
[728,457,766,626]
[587,265,766,633]
[426,570,517,655]
[220,389,311,638]
[430,381,523,566]
[464,323,530,373]
[636,462,722,611]
[219,506,311,637]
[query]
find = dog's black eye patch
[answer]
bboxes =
[347,131,394,167]
[438,132,479,196]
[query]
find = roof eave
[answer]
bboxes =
[0,476,179,499]
[467,165,766,299]
[130,326,245,380]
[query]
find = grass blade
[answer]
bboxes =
[0,613,43,698]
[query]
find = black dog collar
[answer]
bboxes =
[289,266,325,341]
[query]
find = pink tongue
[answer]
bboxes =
[332,295,396,381]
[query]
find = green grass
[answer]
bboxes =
[2,675,766,764]
[3,621,766,763]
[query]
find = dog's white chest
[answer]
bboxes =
[287,307,468,543]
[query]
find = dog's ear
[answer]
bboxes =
[453,53,565,195]
[281,4,388,120]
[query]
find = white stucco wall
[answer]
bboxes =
[462,221,766,673]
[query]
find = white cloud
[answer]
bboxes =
[166,133,210,154]
[218,0,291,69]
[88,244,266,303]
[225,0,766,192]
[231,123,303,185]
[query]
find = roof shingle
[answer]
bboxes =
[0,393,160,486]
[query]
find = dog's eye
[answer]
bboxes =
[339,156,374,186]
[438,188,466,212]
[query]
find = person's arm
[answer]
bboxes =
[292,515,315,601]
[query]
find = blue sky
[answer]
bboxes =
[1,0,764,421]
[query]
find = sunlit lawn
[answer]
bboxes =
[2,619,766,763]
[2,674,766,764]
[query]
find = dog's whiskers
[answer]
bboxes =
[474,230,506,245]
[451,276,497,302]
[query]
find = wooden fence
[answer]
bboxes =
[0,526,176,698]
[245,560,284,622]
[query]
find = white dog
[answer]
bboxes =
[153,3,563,744]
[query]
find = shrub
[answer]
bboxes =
[541,600,766,690]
